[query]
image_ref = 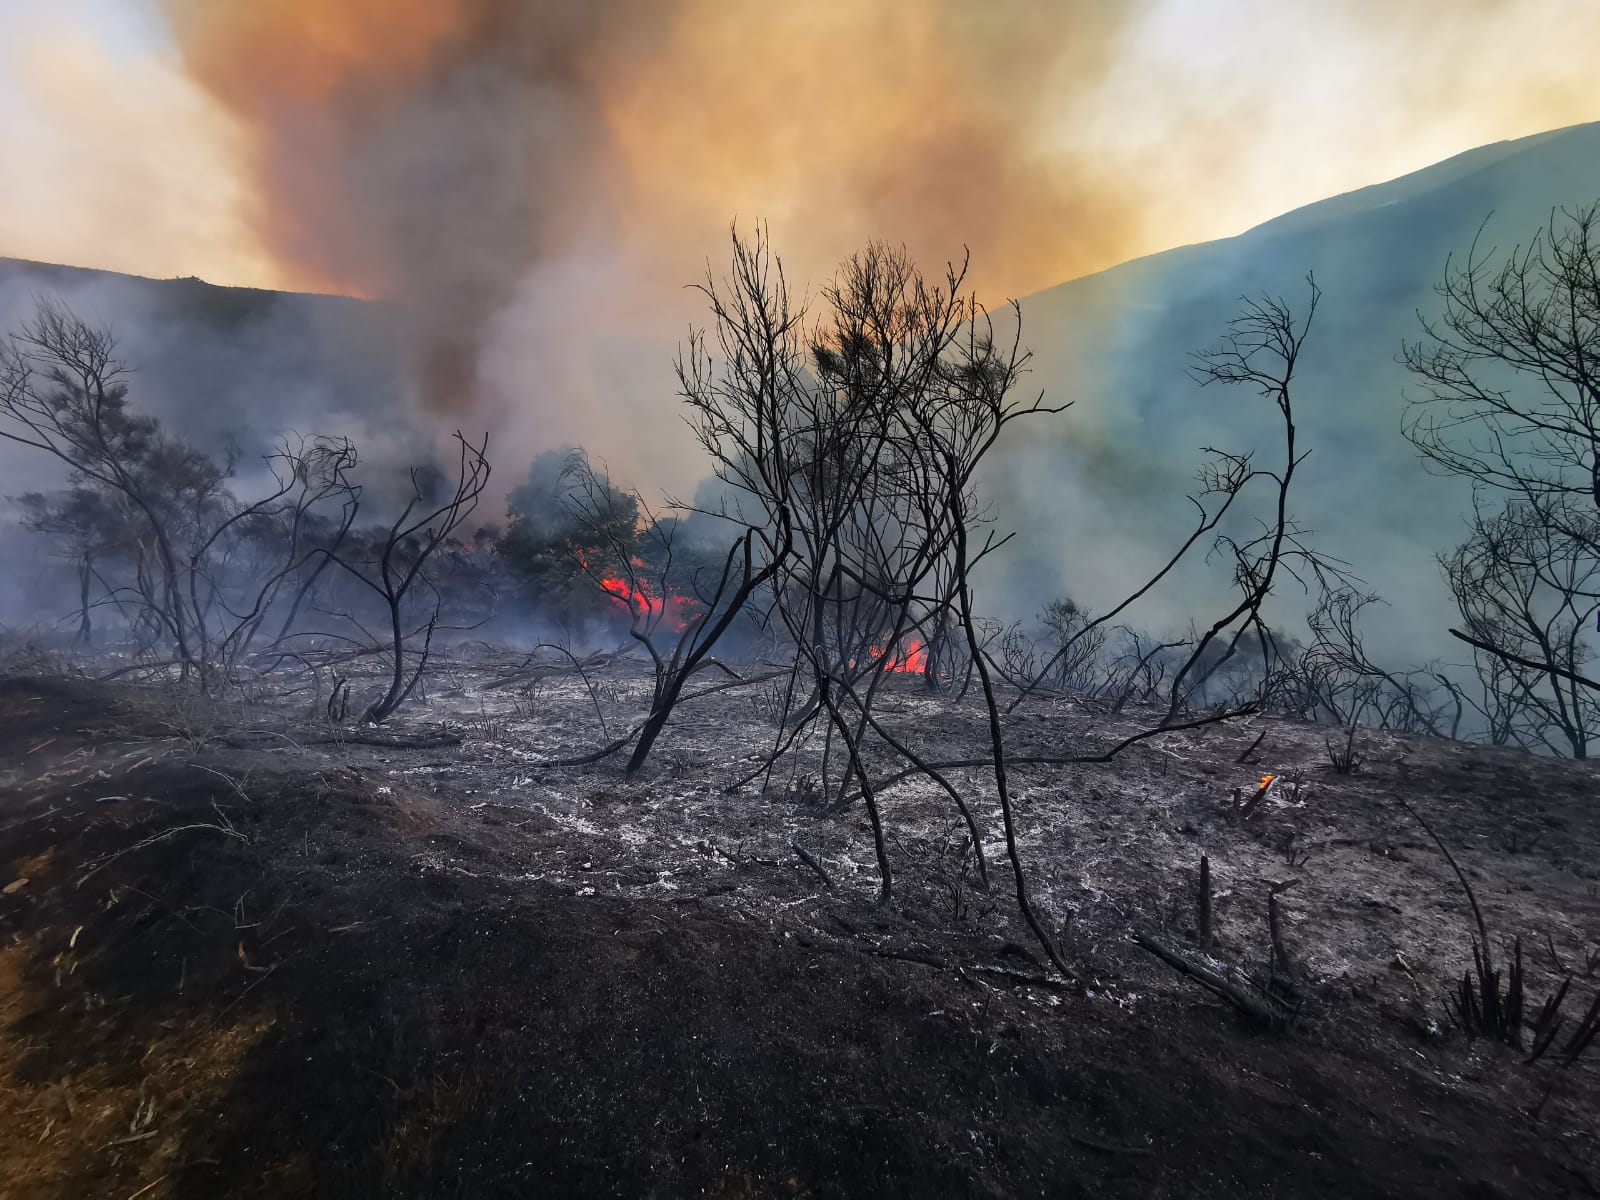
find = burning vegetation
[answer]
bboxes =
[1,209,1600,1195]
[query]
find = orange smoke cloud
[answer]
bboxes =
[601,1,1147,300]
[155,0,1147,417]
[161,2,636,418]
[138,0,1600,490]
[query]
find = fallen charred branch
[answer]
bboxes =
[788,917,1081,994]
[791,843,836,889]
[857,704,1259,796]
[1326,725,1365,773]
[1235,728,1268,763]
[519,727,644,769]
[76,819,250,887]
[220,728,464,750]
[98,658,187,682]
[481,647,621,691]
[678,667,789,703]
[1133,932,1294,1028]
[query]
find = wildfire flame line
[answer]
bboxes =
[868,639,927,674]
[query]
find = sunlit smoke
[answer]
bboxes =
[150,1,1146,433]
[5,0,1598,499]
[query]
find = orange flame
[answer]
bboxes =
[869,639,927,674]
[597,574,698,634]
[572,543,699,633]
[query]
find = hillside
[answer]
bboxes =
[1,659,1596,1197]
[7,123,1600,666]
[0,257,409,497]
[988,120,1600,665]
[4,126,1600,1194]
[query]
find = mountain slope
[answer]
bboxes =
[0,257,413,495]
[0,259,429,625]
[989,119,1600,663]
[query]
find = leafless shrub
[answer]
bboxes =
[464,705,509,744]
[1280,834,1313,871]
[1402,201,1600,756]
[782,772,821,807]
[747,677,791,727]
[0,628,83,677]
[1291,587,1464,737]
[508,684,545,722]
[1440,501,1599,757]
[1,302,371,689]
[316,432,492,724]
[1,302,499,728]
[1326,726,1365,774]
[1101,629,1185,713]
[935,843,992,925]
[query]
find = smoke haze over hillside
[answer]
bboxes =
[4,2,1600,672]
[2,1,1598,492]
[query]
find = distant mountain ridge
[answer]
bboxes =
[0,251,410,490]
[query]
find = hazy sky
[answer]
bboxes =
[3,0,1599,499]
[3,0,1597,296]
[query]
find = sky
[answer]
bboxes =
[2,0,1598,296]
[1,0,1598,497]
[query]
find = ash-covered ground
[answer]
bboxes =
[1,648,1597,1197]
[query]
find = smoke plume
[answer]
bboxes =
[156,1,1147,445]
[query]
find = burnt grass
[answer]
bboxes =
[0,653,1598,1198]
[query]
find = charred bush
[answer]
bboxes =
[1326,726,1366,774]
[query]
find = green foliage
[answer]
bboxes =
[495,448,640,624]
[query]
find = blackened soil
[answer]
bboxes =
[0,675,1595,1199]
